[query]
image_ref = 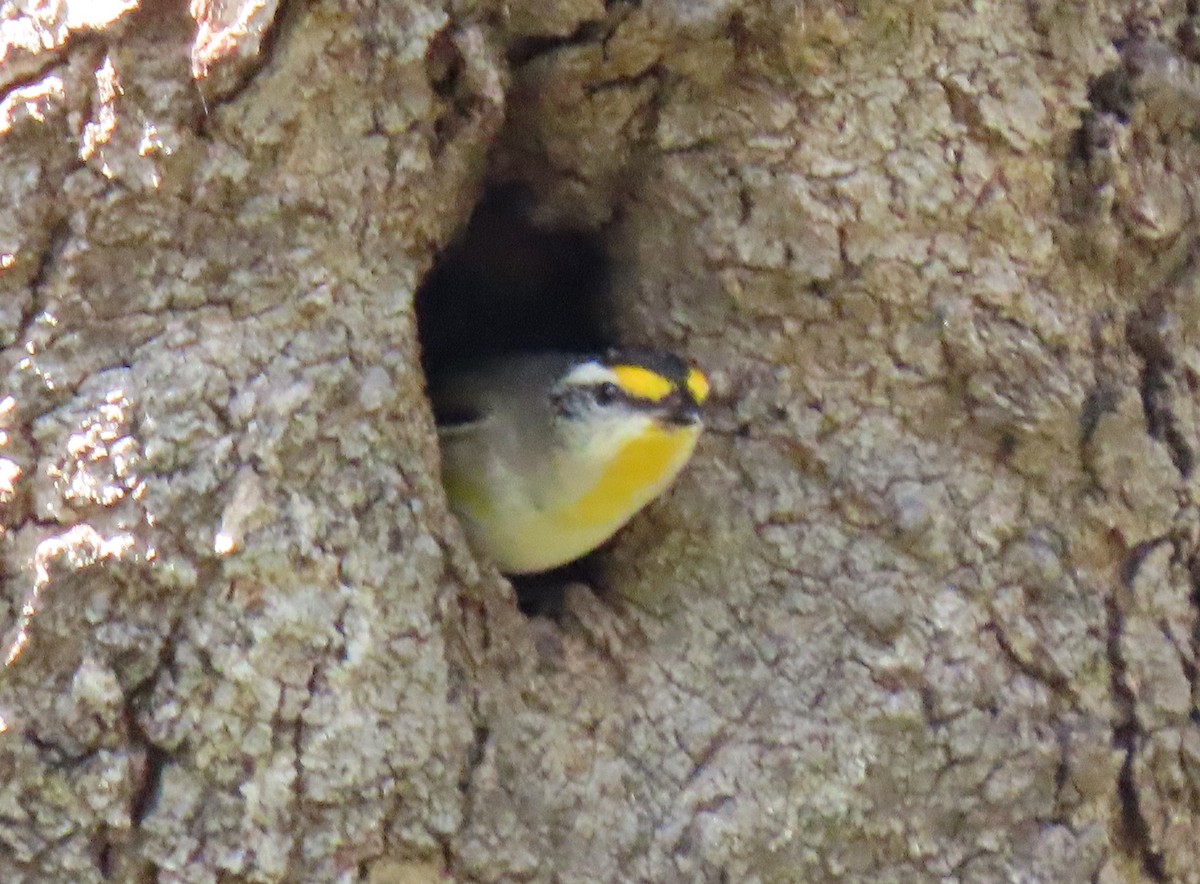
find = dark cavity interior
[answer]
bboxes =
[416,183,615,382]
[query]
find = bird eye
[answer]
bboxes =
[594,382,620,405]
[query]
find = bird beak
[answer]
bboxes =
[662,396,703,427]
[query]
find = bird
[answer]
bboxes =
[430,349,708,574]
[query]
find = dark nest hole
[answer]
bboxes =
[415,183,620,615]
[417,183,616,376]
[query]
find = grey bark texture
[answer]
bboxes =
[1,0,1197,882]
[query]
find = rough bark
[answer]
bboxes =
[1,1,1198,882]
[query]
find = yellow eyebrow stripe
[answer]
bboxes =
[685,367,709,404]
[612,365,674,402]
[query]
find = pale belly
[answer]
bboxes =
[445,423,701,574]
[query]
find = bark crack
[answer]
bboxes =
[983,619,1075,701]
[192,0,293,124]
[1109,546,1169,881]
[1127,292,1196,479]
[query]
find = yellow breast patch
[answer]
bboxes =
[561,423,699,528]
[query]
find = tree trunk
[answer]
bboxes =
[1,1,1197,881]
